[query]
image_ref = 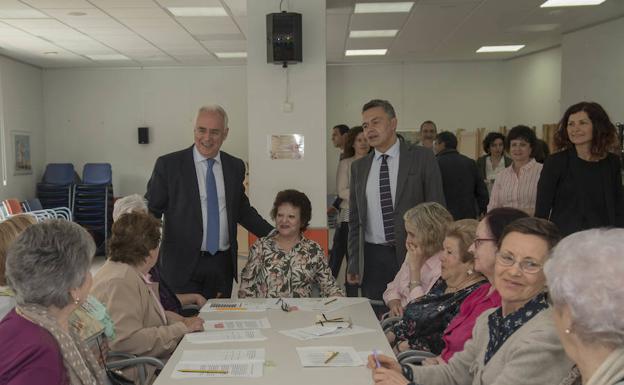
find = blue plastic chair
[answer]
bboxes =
[82,163,112,185]
[42,163,76,185]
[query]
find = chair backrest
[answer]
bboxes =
[24,198,44,211]
[42,163,76,185]
[3,199,23,215]
[83,163,112,185]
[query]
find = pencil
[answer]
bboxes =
[324,298,338,305]
[178,369,229,374]
[324,351,339,364]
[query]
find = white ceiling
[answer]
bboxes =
[0,0,622,68]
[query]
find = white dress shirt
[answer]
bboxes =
[365,138,400,244]
[193,146,229,251]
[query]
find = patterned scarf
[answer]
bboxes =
[485,292,548,364]
[16,304,106,385]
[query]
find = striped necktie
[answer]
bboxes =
[379,154,394,243]
[205,158,219,254]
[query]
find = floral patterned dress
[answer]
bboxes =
[238,232,344,298]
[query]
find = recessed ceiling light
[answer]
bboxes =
[349,30,399,38]
[67,11,87,16]
[167,7,228,17]
[86,54,131,61]
[215,52,247,59]
[540,0,606,7]
[354,2,414,13]
[476,45,525,53]
[345,49,388,56]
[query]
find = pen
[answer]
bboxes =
[324,351,339,364]
[215,307,246,311]
[178,369,229,374]
[324,298,338,305]
[373,349,381,368]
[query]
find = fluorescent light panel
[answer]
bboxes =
[167,7,228,17]
[86,54,130,60]
[349,29,398,38]
[540,0,606,7]
[345,49,387,56]
[215,52,247,58]
[354,2,414,13]
[476,45,525,53]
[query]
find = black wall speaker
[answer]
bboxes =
[138,127,149,144]
[266,12,302,66]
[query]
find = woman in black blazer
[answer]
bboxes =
[535,101,624,236]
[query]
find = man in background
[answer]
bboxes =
[434,131,489,219]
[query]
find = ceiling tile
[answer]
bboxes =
[175,15,240,35]
[349,13,408,30]
[222,0,246,16]
[21,0,94,8]
[89,0,159,8]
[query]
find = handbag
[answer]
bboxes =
[97,336,134,385]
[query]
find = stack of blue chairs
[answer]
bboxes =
[36,163,77,209]
[72,163,114,255]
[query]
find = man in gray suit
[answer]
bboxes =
[347,100,445,306]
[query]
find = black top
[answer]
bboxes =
[437,149,489,219]
[535,147,624,236]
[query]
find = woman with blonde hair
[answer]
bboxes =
[383,202,453,317]
[0,214,37,319]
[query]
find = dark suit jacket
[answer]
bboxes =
[476,155,512,181]
[436,149,489,219]
[535,148,624,236]
[347,141,446,279]
[145,146,273,288]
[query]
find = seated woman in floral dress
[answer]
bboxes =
[238,189,344,298]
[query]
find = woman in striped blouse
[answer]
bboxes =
[487,125,543,216]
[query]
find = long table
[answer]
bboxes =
[154,298,392,385]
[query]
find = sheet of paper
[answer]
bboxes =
[203,318,271,330]
[200,301,266,313]
[296,346,364,367]
[280,325,376,341]
[172,361,264,378]
[357,350,386,366]
[180,349,265,362]
[185,329,267,344]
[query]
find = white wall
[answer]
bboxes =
[326,61,508,193]
[505,47,562,133]
[561,16,624,122]
[43,66,247,197]
[0,55,44,201]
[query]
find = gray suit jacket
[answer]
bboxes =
[347,140,445,279]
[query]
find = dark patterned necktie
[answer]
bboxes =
[205,158,219,254]
[379,154,394,243]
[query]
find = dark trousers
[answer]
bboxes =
[328,222,359,297]
[174,249,234,299]
[362,242,399,314]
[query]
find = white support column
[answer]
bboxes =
[247,0,327,229]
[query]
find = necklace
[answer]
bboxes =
[446,273,484,293]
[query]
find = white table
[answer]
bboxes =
[154,298,392,385]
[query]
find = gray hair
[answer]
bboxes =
[544,228,624,347]
[195,104,229,129]
[362,99,396,120]
[113,194,148,222]
[6,220,95,308]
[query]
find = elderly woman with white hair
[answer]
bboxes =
[0,220,106,385]
[113,194,206,315]
[545,229,624,385]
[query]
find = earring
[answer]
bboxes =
[467,268,474,275]
[73,297,80,305]
[564,328,571,334]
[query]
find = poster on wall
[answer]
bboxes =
[269,134,304,160]
[13,131,32,175]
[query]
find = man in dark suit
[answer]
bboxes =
[347,99,445,305]
[434,131,489,219]
[145,105,273,299]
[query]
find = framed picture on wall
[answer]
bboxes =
[12,131,32,175]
